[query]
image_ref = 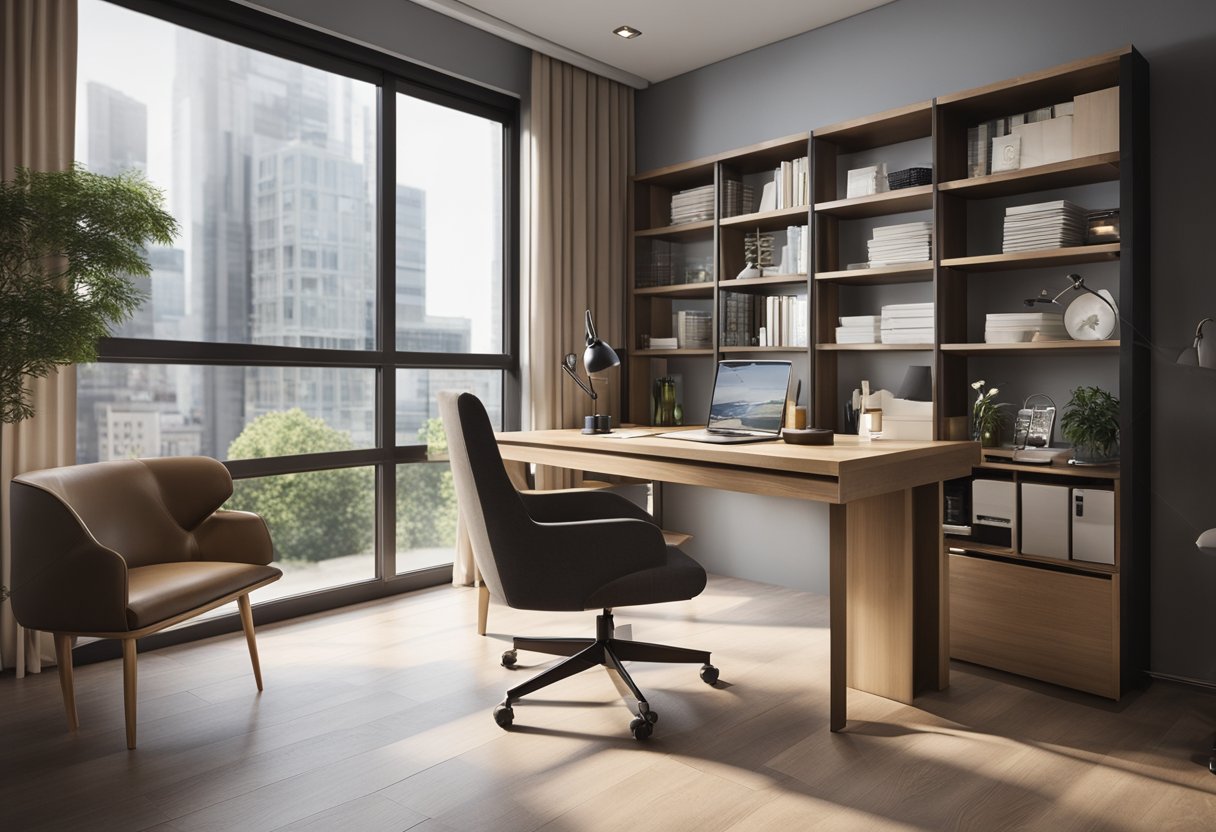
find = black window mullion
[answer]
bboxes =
[378,80,398,579]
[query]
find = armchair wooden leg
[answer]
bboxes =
[122,639,138,750]
[238,594,264,691]
[53,633,78,731]
[477,583,490,636]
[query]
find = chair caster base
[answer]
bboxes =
[501,650,517,668]
[700,664,720,686]
[494,703,514,729]
[629,714,655,740]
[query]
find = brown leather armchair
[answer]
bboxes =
[9,457,281,749]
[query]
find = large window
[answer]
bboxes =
[74,0,517,616]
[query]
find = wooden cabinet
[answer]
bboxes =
[626,46,1148,698]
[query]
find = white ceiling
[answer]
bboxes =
[410,0,896,87]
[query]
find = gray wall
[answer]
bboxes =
[246,0,530,98]
[638,0,1216,683]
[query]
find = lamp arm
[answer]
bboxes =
[1193,317,1214,345]
[561,362,598,400]
[1066,273,1119,317]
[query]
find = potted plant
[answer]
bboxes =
[1,164,177,424]
[970,379,1008,447]
[1060,385,1119,464]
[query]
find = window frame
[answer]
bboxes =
[79,0,521,654]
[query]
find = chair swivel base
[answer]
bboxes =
[493,610,718,740]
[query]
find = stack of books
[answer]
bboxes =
[669,184,715,225]
[1002,200,1086,252]
[835,315,881,345]
[757,296,808,348]
[721,293,755,347]
[721,178,755,218]
[776,225,808,275]
[881,302,935,344]
[648,336,679,350]
[675,310,712,349]
[867,221,933,266]
[985,311,1068,343]
[846,163,887,199]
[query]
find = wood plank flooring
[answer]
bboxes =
[1,575,1213,831]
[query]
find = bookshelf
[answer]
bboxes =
[626,46,1148,700]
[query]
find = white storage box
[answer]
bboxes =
[1020,482,1070,560]
[1072,488,1115,564]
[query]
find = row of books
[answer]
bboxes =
[985,311,1067,344]
[834,302,935,344]
[967,101,1074,178]
[670,183,715,225]
[635,241,715,288]
[674,310,712,349]
[776,225,808,276]
[757,295,809,348]
[758,157,809,211]
[867,221,932,266]
[1003,200,1087,253]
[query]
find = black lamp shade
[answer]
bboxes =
[584,340,620,374]
[897,365,933,401]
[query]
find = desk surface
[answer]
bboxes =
[496,429,978,504]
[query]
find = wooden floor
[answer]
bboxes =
[2,575,1214,832]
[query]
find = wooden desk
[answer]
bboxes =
[494,428,979,731]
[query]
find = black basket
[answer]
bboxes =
[887,167,933,190]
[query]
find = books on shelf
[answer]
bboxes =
[721,293,755,347]
[720,178,755,219]
[984,311,1068,343]
[1002,200,1087,253]
[846,163,887,199]
[966,102,1075,177]
[669,183,715,225]
[674,310,712,349]
[756,295,808,348]
[758,157,809,211]
[648,337,679,350]
[881,302,934,344]
[867,221,933,267]
[836,314,881,345]
[776,225,808,275]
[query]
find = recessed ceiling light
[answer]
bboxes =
[613,25,642,39]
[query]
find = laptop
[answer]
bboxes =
[657,360,792,444]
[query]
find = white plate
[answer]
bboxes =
[1064,290,1118,340]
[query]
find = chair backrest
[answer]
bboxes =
[438,391,532,605]
[12,457,234,569]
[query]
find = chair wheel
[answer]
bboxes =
[645,709,659,725]
[629,716,653,740]
[494,704,514,729]
[501,649,517,668]
[700,664,720,686]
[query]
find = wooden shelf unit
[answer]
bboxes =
[627,47,1147,701]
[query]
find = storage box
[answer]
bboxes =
[1020,482,1070,560]
[1072,87,1119,157]
[1013,115,1073,168]
[1072,488,1115,564]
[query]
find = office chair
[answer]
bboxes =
[9,457,280,749]
[439,391,718,740]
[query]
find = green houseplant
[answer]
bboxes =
[1060,385,1120,464]
[1,164,177,424]
[970,379,1009,447]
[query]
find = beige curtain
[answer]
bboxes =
[1,0,78,675]
[452,52,633,586]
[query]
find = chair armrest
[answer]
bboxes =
[519,489,656,525]
[507,517,668,610]
[9,482,130,633]
[194,510,275,566]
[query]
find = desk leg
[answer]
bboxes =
[829,503,848,732]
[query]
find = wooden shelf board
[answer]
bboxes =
[716,132,811,171]
[937,152,1120,199]
[635,219,715,238]
[719,274,807,292]
[813,185,933,219]
[946,540,1118,576]
[720,346,808,353]
[815,262,933,284]
[633,282,714,298]
[817,343,933,351]
[633,157,717,188]
[942,244,1120,272]
[813,100,934,151]
[719,205,810,230]
[978,459,1120,480]
[936,46,1128,119]
[631,348,714,357]
[941,340,1119,355]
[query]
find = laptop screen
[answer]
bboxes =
[707,360,792,433]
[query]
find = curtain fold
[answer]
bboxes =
[452,52,633,586]
[1,0,78,674]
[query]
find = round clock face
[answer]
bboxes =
[1065,290,1118,340]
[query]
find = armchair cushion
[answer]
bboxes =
[126,562,282,629]
[585,545,707,609]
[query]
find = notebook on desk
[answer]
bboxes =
[656,360,792,444]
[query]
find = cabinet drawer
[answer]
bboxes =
[949,554,1119,698]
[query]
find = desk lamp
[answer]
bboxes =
[561,309,620,434]
[1176,317,1214,369]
